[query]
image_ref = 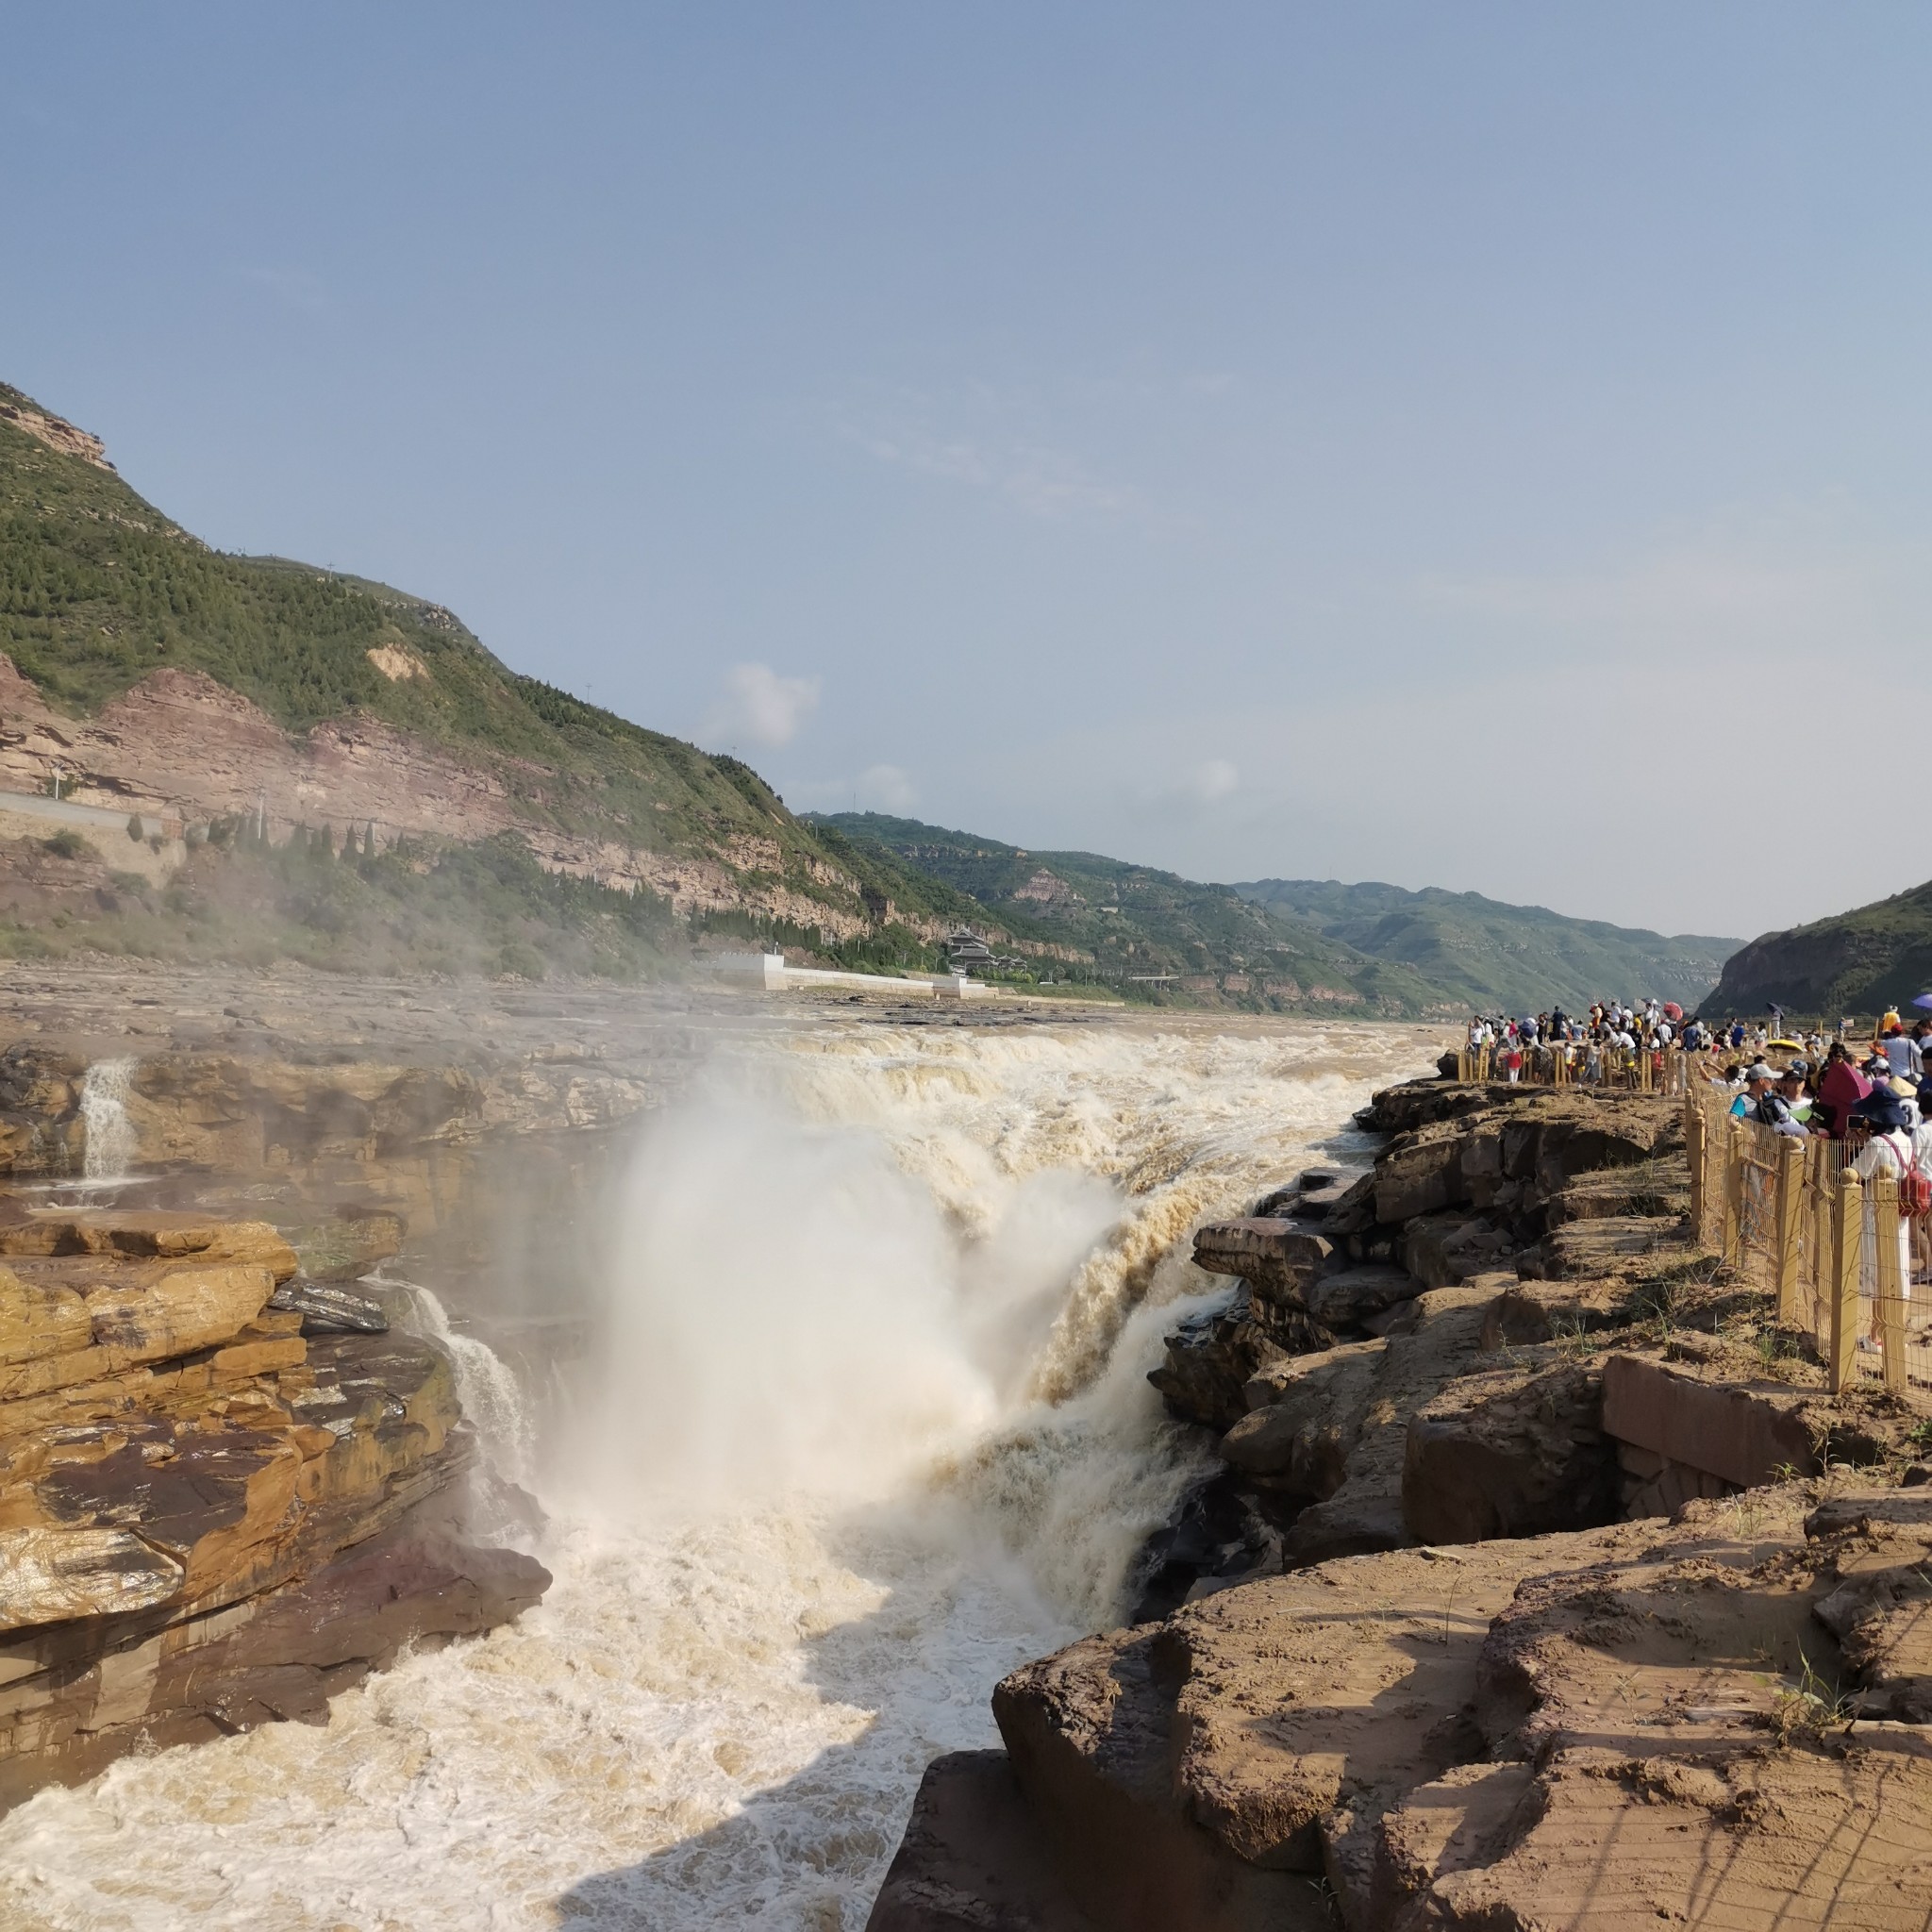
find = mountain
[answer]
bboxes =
[1703,879,1932,1022]
[1232,878,1740,1015]
[0,381,971,974]
[805,813,1448,1012]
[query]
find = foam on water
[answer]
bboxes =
[0,1015,1436,1930]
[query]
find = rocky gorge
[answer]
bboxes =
[0,960,754,1815]
[870,1068,1932,1930]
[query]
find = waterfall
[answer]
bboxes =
[0,1015,1443,1932]
[384,1274,537,1491]
[78,1058,137,1182]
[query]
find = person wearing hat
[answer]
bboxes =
[1850,1089,1918,1347]
[1765,1060,1813,1135]
[1879,1015,1924,1084]
[1731,1061,1776,1122]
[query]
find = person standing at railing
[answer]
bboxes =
[1731,1062,1775,1121]
[1850,1090,1918,1347]
[1915,1075,1932,1289]
[1878,1015,1924,1084]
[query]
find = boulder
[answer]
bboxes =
[1147,1289,1288,1432]
[1374,1124,1471,1225]
[1402,1360,1617,1545]
[865,1750,1096,1932]
[1222,1341,1384,1497]
[1191,1221,1332,1283]
[1302,1264,1420,1331]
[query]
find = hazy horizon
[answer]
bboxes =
[6,6,1924,941]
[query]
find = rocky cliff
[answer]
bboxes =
[0,1204,546,1808]
[870,1076,1932,1930]
[0,381,990,964]
[1704,874,1932,1019]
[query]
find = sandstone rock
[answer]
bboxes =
[1191,1221,1331,1282]
[1532,1213,1676,1278]
[284,1209,407,1282]
[1318,1172,1379,1238]
[1402,1360,1617,1545]
[1373,1123,1471,1224]
[269,1277,391,1335]
[0,1525,184,1626]
[1300,1264,1418,1331]
[0,1514,548,1810]
[992,1626,1332,1932]
[1477,1277,1623,1350]
[1600,1351,1818,1491]
[1224,1341,1383,1497]
[1147,1289,1288,1432]
[0,1196,541,1807]
[865,1750,1096,1932]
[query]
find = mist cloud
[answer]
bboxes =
[708,662,821,748]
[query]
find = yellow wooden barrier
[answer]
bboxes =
[1873,1174,1907,1393]
[1774,1133,1805,1324]
[1830,1167,1863,1394]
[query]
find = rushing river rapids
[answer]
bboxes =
[0,1012,1438,1930]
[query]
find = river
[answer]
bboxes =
[0,1010,1438,1930]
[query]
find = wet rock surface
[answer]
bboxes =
[0,1206,547,1809]
[887,1072,1932,1930]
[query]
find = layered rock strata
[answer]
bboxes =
[0,1207,546,1809]
[874,1074,1932,1929]
[959,1487,1932,1932]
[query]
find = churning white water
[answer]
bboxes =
[78,1057,137,1182]
[0,1014,1437,1931]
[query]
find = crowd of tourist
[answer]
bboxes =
[1466,1001,1932,1319]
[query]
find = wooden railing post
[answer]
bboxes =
[1774,1133,1805,1324]
[1830,1167,1863,1395]
[1686,1091,1706,1242]
[1724,1121,1745,1267]
[1874,1174,1906,1393]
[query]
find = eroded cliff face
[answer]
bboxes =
[0,1207,547,1808]
[0,654,872,933]
[870,1076,1932,1931]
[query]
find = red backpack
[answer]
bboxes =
[1890,1133,1932,1220]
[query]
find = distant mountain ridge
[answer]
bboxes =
[806,812,1446,1012]
[1235,877,1739,1014]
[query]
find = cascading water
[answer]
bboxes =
[384,1274,539,1492]
[0,1014,1439,1931]
[78,1058,137,1183]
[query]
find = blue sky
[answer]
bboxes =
[6,5,1927,938]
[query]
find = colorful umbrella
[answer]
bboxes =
[1662,1002,1684,1021]
[1914,992,1932,1010]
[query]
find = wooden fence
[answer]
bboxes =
[1686,1084,1927,1394]
[1457,1041,1691,1093]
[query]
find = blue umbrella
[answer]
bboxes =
[1915,992,1932,1010]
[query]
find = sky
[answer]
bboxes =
[5,5,1928,941]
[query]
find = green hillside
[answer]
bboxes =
[0,382,866,912]
[1236,877,1738,1014]
[808,813,1446,1012]
[1703,879,1932,1021]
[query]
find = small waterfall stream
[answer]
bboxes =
[78,1058,137,1183]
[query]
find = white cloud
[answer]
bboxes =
[706,662,821,748]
